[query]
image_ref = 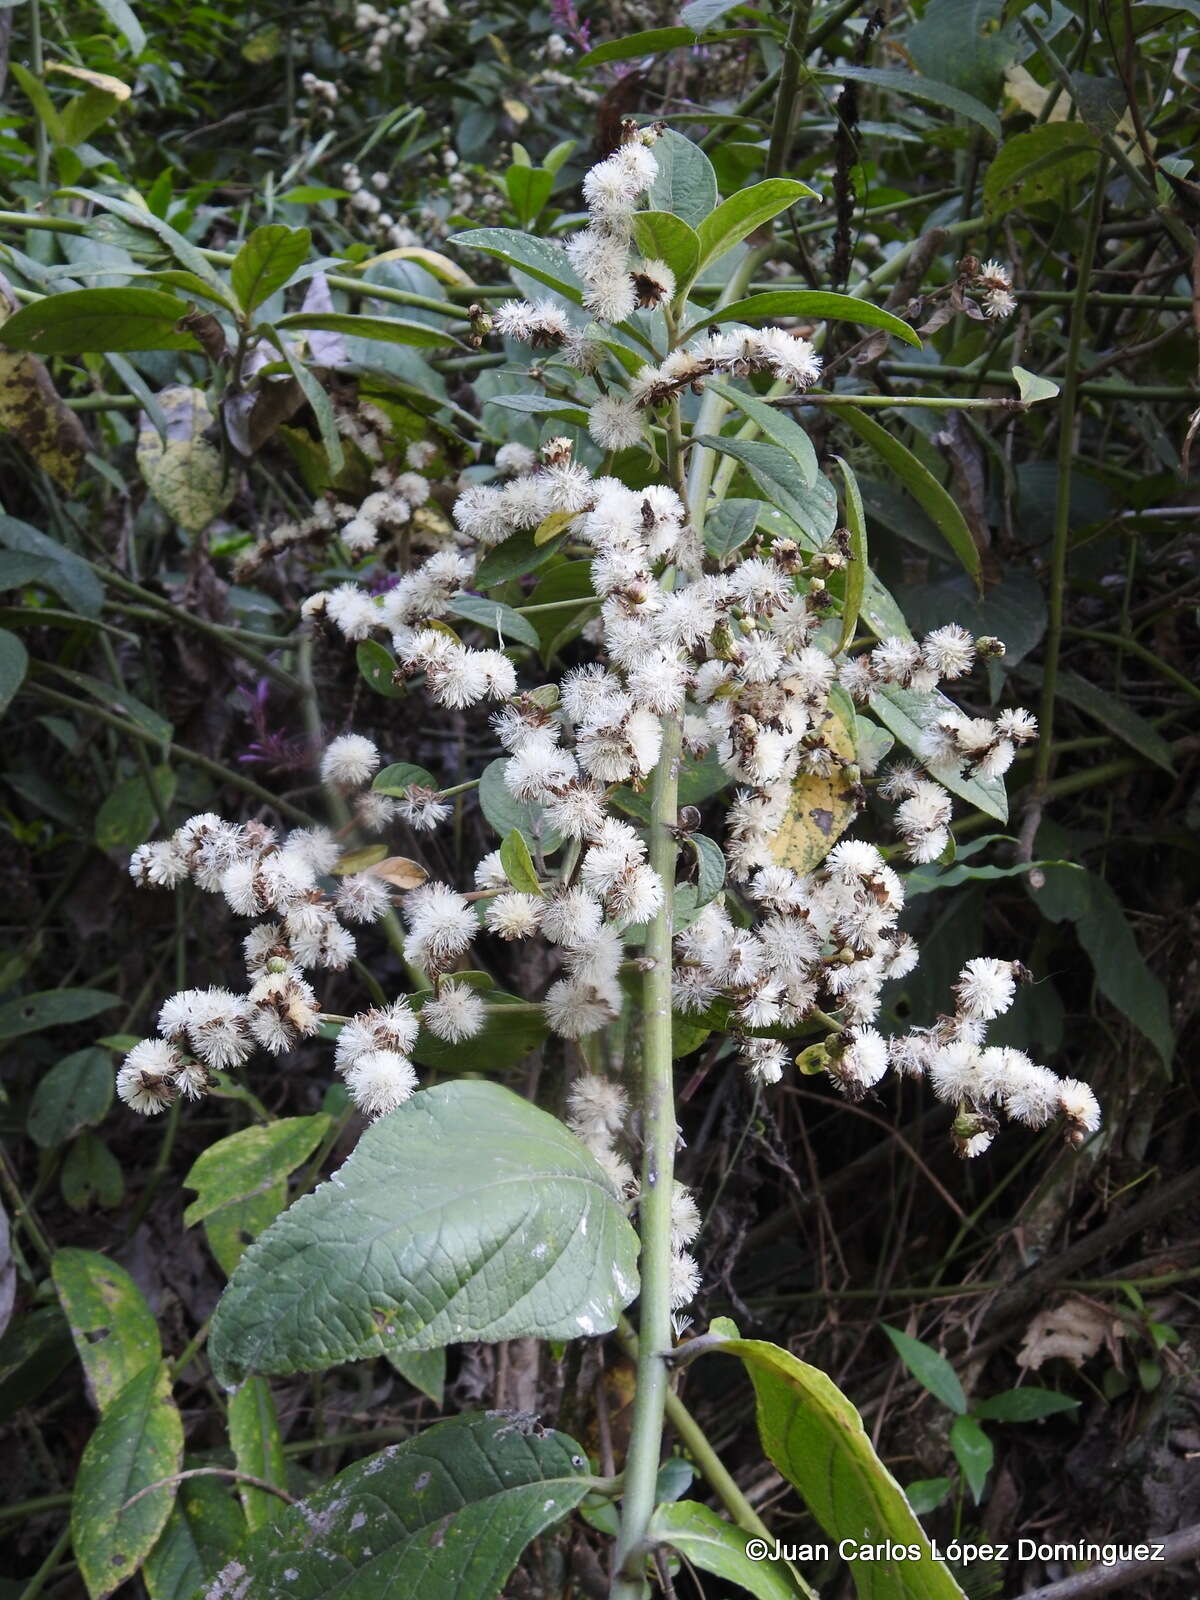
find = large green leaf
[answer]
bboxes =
[53,1248,161,1412]
[410,988,549,1072]
[275,310,458,349]
[144,1473,245,1600]
[1032,865,1174,1067]
[695,179,817,273]
[649,129,719,228]
[838,407,981,590]
[207,1081,640,1388]
[448,228,583,301]
[231,224,312,314]
[182,1115,332,1228]
[868,684,1008,822]
[209,1412,592,1599]
[27,1047,112,1148]
[577,26,697,66]
[690,290,921,347]
[448,591,540,649]
[982,124,1100,220]
[0,987,118,1041]
[695,435,838,543]
[812,65,1001,139]
[1055,669,1175,774]
[478,755,565,852]
[0,288,199,354]
[703,1336,966,1600]
[72,1360,184,1599]
[632,210,701,285]
[649,1501,807,1600]
[228,1377,287,1532]
[0,627,27,715]
[707,379,818,485]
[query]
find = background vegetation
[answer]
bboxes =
[0,0,1197,1596]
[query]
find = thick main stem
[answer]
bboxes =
[610,714,682,1599]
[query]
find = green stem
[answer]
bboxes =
[765,0,814,178]
[610,715,682,1600]
[28,0,49,194]
[17,1523,71,1600]
[1034,158,1108,795]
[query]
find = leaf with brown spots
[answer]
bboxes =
[0,274,88,488]
[768,703,860,874]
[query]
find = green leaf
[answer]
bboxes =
[486,391,589,425]
[27,1047,113,1148]
[1032,865,1174,1067]
[905,1477,951,1514]
[228,1377,287,1532]
[0,287,199,355]
[649,1500,808,1600]
[695,179,817,273]
[505,163,554,226]
[813,65,1001,139]
[50,663,172,743]
[704,1336,967,1599]
[688,834,726,907]
[62,187,225,287]
[695,435,837,543]
[475,527,567,586]
[95,768,175,850]
[449,591,540,649]
[410,989,548,1072]
[231,224,312,314]
[216,1411,592,1597]
[207,1082,639,1388]
[0,515,104,616]
[479,755,565,852]
[949,1414,993,1504]
[973,1387,1079,1422]
[649,129,719,228]
[388,1346,446,1406]
[692,289,922,347]
[704,496,760,560]
[182,1115,332,1228]
[500,827,542,894]
[264,327,344,474]
[71,1360,184,1599]
[96,0,147,56]
[204,1184,288,1278]
[708,379,818,485]
[275,310,458,349]
[1055,669,1176,774]
[1012,365,1060,404]
[61,1133,124,1211]
[983,123,1099,220]
[356,637,404,697]
[838,406,981,590]
[143,1473,245,1600]
[834,456,867,651]
[869,684,1008,821]
[52,1248,160,1412]
[577,26,697,66]
[0,988,118,1041]
[8,63,67,145]
[632,210,701,284]
[373,760,438,795]
[448,228,583,301]
[882,1325,967,1414]
[0,628,27,716]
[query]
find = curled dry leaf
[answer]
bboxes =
[1017,1294,1125,1371]
[0,273,88,489]
[371,855,430,890]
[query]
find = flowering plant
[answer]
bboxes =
[107,123,1100,1598]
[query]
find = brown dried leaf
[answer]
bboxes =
[371,855,429,890]
[1017,1294,1125,1371]
[768,705,860,874]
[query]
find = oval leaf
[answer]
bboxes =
[692,290,921,347]
[207,1081,639,1388]
[231,224,312,314]
[182,1115,332,1228]
[72,1360,184,1600]
[27,1047,113,1148]
[274,311,458,349]
[649,1501,806,1600]
[695,179,817,273]
[0,288,200,355]
[208,1412,592,1599]
[53,1248,161,1413]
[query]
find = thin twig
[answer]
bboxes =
[120,1467,296,1514]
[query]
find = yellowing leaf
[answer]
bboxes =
[136,386,235,533]
[768,706,860,873]
[502,97,530,124]
[331,842,389,875]
[0,282,88,488]
[534,509,577,546]
[356,247,472,287]
[47,62,132,99]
